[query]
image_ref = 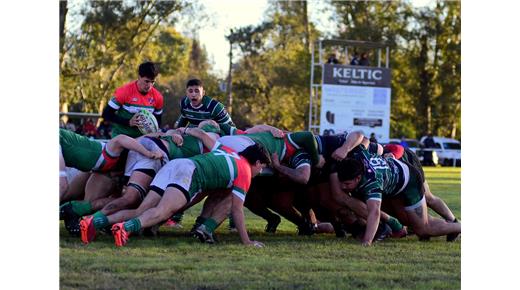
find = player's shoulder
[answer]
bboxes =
[205,96,224,109]
[150,87,164,99]
[114,81,136,96]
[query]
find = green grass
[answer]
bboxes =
[60,167,460,289]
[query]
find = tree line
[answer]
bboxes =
[60,0,460,140]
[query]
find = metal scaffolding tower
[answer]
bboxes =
[308,39,390,133]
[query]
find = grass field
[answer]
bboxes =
[60,167,461,289]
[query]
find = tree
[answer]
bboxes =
[227,1,320,130]
[330,0,460,139]
[60,0,190,113]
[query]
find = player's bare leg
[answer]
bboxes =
[107,190,162,224]
[423,181,456,222]
[100,171,153,216]
[391,198,460,239]
[60,171,90,204]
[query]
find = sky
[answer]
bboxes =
[66,0,436,77]
[188,0,334,76]
[185,0,436,77]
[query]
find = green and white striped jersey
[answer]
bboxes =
[350,144,407,202]
[175,95,235,135]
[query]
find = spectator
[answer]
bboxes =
[65,121,76,132]
[359,52,370,66]
[369,132,378,143]
[424,133,436,148]
[97,120,112,139]
[423,133,436,166]
[59,119,66,129]
[399,136,409,149]
[83,118,97,138]
[327,53,339,64]
[350,52,360,65]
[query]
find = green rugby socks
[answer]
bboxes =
[202,218,218,234]
[386,216,404,232]
[123,218,142,233]
[92,211,109,230]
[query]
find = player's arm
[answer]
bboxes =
[101,104,133,126]
[142,130,184,146]
[331,131,364,161]
[184,127,216,150]
[271,152,311,184]
[362,199,382,246]
[142,131,165,138]
[328,172,368,218]
[230,187,264,247]
[212,102,236,135]
[245,124,284,138]
[107,134,163,159]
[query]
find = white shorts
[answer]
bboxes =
[65,167,82,183]
[404,195,426,211]
[150,158,198,201]
[217,135,255,152]
[124,137,168,176]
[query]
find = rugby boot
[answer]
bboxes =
[193,224,216,244]
[265,216,281,233]
[390,226,408,238]
[332,222,347,238]
[297,220,316,236]
[112,223,130,247]
[164,218,183,229]
[61,202,81,236]
[446,218,460,242]
[373,222,392,242]
[79,215,96,244]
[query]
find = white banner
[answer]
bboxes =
[320,64,391,142]
[320,84,391,142]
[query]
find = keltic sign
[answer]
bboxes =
[320,64,392,142]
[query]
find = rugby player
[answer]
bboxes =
[190,130,325,238]
[175,78,235,135]
[77,124,221,243]
[59,128,163,233]
[334,141,461,246]
[382,143,459,241]
[102,61,163,138]
[110,127,271,247]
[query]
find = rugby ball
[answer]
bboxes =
[136,109,159,134]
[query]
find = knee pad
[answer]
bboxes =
[127,182,147,201]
